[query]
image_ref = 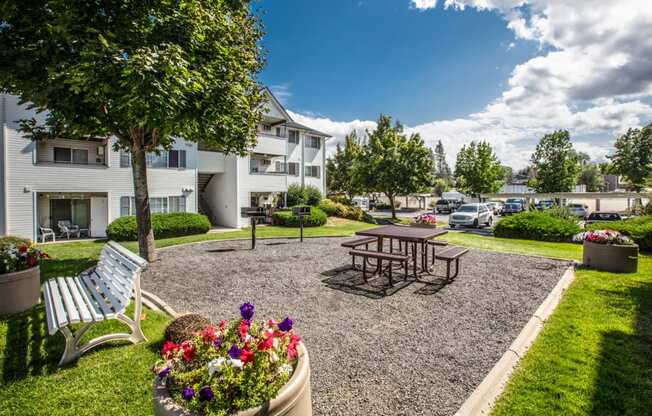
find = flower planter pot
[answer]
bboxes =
[153,345,312,416]
[410,223,437,228]
[583,241,638,273]
[0,266,41,315]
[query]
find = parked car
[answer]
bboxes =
[502,202,524,215]
[585,212,623,224]
[567,203,589,219]
[449,203,493,228]
[491,201,504,215]
[435,199,456,214]
[505,198,528,209]
[535,200,555,211]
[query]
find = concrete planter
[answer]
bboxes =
[153,345,312,416]
[583,241,638,273]
[0,266,41,315]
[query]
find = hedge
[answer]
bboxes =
[586,215,652,252]
[106,212,211,241]
[494,211,580,242]
[272,206,327,227]
[318,199,375,223]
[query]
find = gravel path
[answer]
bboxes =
[143,237,571,416]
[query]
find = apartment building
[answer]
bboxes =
[0,89,329,241]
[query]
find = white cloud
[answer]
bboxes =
[287,110,376,151]
[269,83,292,105]
[290,1,652,169]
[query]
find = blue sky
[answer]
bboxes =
[253,1,652,168]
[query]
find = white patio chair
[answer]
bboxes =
[58,221,81,239]
[40,226,56,243]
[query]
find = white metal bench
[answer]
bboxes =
[42,241,148,366]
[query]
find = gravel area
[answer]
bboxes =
[143,237,571,416]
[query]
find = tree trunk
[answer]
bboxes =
[131,142,157,261]
[388,194,396,219]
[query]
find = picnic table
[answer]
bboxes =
[355,225,448,276]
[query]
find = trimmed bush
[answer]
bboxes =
[286,184,322,207]
[318,198,370,222]
[586,215,652,252]
[272,206,327,227]
[106,212,211,241]
[303,185,322,206]
[286,184,305,207]
[494,211,580,242]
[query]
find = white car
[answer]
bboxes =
[567,203,589,219]
[449,203,493,228]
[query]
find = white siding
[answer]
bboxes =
[204,155,240,228]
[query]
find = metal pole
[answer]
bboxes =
[251,217,256,250]
[300,215,304,242]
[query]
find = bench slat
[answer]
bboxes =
[349,249,408,261]
[93,273,127,314]
[97,258,133,289]
[56,277,80,324]
[72,277,104,322]
[435,246,469,260]
[42,282,59,335]
[107,241,148,269]
[341,237,377,248]
[91,270,130,307]
[64,277,93,323]
[81,275,115,319]
[47,279,69,330]
[104,246,140,272]
[427,240,449,246]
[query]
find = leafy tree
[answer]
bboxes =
[530,130,580,193]
[432,178,449,197]
[578,163,606,192]
[608,124,652,192]
[353,115,433,219]
[453,141,504,197]
[326,131,363,199]
[501,165,514,182]
[0,1,265,260]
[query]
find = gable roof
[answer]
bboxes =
[262,87,292,121]
[263,87,332,138]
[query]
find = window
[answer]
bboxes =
[276,127,283,137]
[150,197,168,214]
[54,147,72,163]
[120,196,131,216]
[261,124,272,132]
[120,151,131,168]
[288,130,299,144]
[275,161,286,173]
[306,136,321,149]
[146,152,168,168]
[305,165,320,178]
[169,196,186,213]
[288,162,299,176]
[168,150,186,168]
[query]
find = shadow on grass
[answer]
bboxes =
[39,258,96,283]
[2,306,62,383]
[590,281,652,415]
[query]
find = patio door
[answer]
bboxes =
[72,199,91,229]
[50,199,71,231]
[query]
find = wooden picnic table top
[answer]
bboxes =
[356,225,448,242]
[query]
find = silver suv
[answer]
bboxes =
[449,203,493,228]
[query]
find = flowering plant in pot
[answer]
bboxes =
[152,303,311,416]
[574,230,638,273]
[0,239,49,315]
[412,213,437,227]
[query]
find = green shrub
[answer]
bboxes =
[494,211,580,242]
[0,235,31,250]
[286,184,322,207]
[375,200,401,210]
[329,195,353,206]
[303,185,322,206]
[286,184,305,207]
[106,212,211,241]
[318,199,366,221]
[586,216,652,252]
[272,206,327,227]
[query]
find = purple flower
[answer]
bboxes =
[181,386,195,401]
[228,344,241,359]
[213,338,222,349]
[240,302,255,321]
[278,317,293,332]
[198,386,214,402]
[157,367,170,379]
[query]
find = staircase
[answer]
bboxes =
[197,173,217,225]
[198,173,214,192]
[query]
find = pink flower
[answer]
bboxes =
[161,341,179,359]
[239,320,249,341]
[180,341,196,362]
[287,334,301,360]
[240,348,255,364]
[257,336,274,351]
[200,326,218,344]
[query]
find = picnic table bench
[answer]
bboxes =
[348,249,410,286]
[434,246,469,280]
[42,241,148,365]
[341,237,377,269]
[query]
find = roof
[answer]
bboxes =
[285,120,332,138]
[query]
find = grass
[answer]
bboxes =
[2,219,650,415]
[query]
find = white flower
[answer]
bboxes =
[228,358,244,369]
[208,357,226,376]
[277,363,293,376]
[269,351,279,363]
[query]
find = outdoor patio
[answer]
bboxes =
[143,237,572,416]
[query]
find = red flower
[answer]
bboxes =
[161,341,179,359]
[287,335,301,361]
[18,244,28,254]
[218,320,227,331]
[27,256,38,267]
[200,326,218,344]
[240,348,255,364]
[257,336,274,351]
[180,341,195,362]
[239,320,249,341]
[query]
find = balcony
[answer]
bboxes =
[36,139,108,168]
[249,154,287,175]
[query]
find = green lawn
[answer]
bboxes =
[1,221,650,415]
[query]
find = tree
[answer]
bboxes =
[578,163,606,192]
[432,178,449,197]
[453,141,504,198]
[0,1,265,260]
[326,131,363,199]
[431,140,452,180]
[353,115,433,219]
[529,130,580,193]
[608,124,652,192]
